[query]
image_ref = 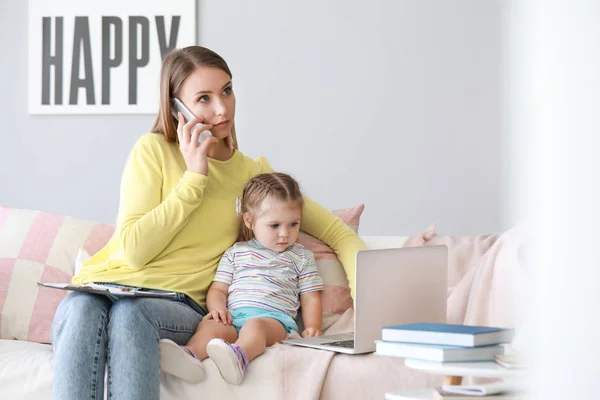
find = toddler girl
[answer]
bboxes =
[159,172,323,385]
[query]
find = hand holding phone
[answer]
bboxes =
[171,98,213,144]
[172,98,216,176]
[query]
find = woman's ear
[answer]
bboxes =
[242,212,253,230]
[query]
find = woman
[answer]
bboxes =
[51,46,366,399]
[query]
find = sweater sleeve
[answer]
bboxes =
[301,197,367,301]
[116,135,208,269]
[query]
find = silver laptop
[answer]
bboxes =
[282,245,447,354]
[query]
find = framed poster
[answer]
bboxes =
[28,0,196,114]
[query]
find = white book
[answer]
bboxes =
[381,323,515,347]
[384,388,523,400]
[37,282,178,299]
[440,383,524,397]
[375,340,503,362]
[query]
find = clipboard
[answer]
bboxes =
[37,282,179,299]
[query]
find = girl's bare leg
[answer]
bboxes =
[205,317,287,385]
[186,319,238,360]
[235,318,287,361]
[159,318,236,382]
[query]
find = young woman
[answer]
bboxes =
[51,46,365,399]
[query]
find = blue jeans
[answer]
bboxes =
[51,285,206,400]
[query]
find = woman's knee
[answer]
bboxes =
[108,298,154,334]
[52,292,111,345]
[56,292,111,322]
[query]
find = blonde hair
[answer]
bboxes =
[150,46,239,150]
[239,173,305,242]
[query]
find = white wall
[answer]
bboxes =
[0,0,505,236]
[506,2,600,399]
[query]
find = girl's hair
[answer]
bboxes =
[150,46,239,150]
[239,173,305,242]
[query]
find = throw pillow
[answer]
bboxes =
[296,204,365,331]
[0,206,115,343]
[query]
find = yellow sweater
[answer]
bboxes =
[73,133,366,308]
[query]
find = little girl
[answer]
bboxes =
[159,172,324,385]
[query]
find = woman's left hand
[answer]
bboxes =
[302,327,322,338]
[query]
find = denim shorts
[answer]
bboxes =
[230,307,298,334]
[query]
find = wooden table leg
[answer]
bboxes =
[443,375,463,386]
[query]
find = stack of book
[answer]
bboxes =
[375,322,516,363]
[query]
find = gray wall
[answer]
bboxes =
[0,0,505,236]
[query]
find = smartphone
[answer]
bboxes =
[171,98,213,144]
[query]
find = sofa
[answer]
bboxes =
[0,205,519,399]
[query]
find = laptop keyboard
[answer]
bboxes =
[325,339,355,348]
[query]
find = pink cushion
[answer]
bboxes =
[296,204,364,330]
[0,206,114,343]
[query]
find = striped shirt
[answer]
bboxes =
[213,239,324,319]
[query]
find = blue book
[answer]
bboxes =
[381,323,515,347]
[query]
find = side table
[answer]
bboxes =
[385,359,526,400]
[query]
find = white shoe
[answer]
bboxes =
[205,338,248,385]
[159,339,205,383]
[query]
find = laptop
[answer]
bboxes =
[282,245,448,354]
